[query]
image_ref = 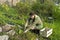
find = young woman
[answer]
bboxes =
[24,11,43,34]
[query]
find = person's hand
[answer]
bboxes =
[31,26,35,30]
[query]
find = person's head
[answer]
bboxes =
[29,12,35,19]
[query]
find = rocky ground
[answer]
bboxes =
[0,24,16,40]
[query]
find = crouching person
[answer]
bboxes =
[24,11,43,34]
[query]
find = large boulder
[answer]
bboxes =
[2,24,14,32]
[0,35,9,40]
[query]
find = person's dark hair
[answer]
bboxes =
[29,11,35,16]
[28,17,35,23]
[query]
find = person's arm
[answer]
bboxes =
[24,25,35,33]
[24,18,39,33]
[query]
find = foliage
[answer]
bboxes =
[0,0,60,40]
[16,2,32,14]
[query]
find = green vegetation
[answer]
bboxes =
[0,0,60,40]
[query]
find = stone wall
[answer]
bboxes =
[0,0,20,6]
[0,0,7,4]
[0,0,37,6]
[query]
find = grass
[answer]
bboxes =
[50,20,60,40]
[0,4,60,40]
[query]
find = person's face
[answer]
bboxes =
[30,15,34,19]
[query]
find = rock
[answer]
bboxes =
[2,24,14,32]
[0,27,2,32]
[7,30,15,36]
[40,28,53,37]
[0,35,9,40]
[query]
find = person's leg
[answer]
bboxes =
[30,29,40,40]
[30,29,40,35]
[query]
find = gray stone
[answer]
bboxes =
[0,35,9,40]
[0,27,2,32]
[7,30,15,36]
[2,24,14,32]
[40,28,53,37]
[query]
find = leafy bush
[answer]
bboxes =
[16,2,32,14]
